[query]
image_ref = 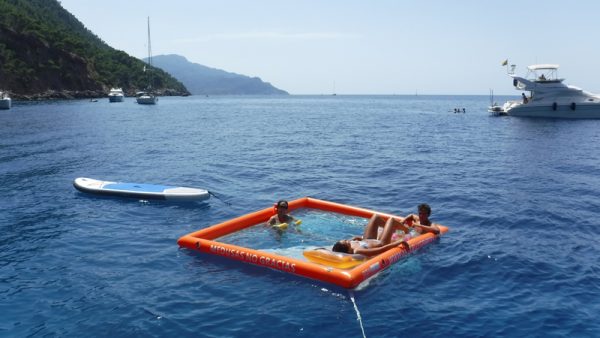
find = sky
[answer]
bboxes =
[60,0,600,95]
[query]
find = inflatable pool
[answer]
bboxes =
[177,197,449,288]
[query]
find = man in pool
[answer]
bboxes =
[332,214,410,257]
[402,203,440,235]
[267,200,296,226]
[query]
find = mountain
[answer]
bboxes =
[150,54,289,95]
[0,0,189,99]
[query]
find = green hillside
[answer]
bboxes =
[0,0,189,99]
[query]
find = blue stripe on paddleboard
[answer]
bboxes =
[103,183,176,193]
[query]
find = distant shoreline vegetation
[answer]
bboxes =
[0,0,189,100]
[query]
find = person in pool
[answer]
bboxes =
[267,200,296,226]
[332,214,410,257]
[402,203,440,235]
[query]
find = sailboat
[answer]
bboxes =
[137,17,157,105]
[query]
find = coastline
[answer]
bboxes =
[9,88,190,101]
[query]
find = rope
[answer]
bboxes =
[349,290,367,338]
[207,191,231,206]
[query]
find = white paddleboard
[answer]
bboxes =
[73,177,210,201]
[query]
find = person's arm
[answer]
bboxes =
[402,214,418,226]
[414,223,440,235]
[267,215,276,226]
[354,240,408,256]
[392,217,411,233]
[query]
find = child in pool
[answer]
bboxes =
[267,200,296,226]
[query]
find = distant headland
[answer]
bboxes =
[150,54,289,96]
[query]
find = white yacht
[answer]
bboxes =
[108,88,125,102]
[491,64,600,118]
[137,17,157,105]
[0,91,11,109]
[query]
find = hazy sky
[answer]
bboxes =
[60,0,600,95]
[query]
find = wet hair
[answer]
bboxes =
[418,203,431,216]
[332,241,351,254]
[277,200,289,209]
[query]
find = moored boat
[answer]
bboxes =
[137,17,157,105]
[495,63,600,118]
[136,91,157,104]
[0,91,11,109]
[108,88,125,102]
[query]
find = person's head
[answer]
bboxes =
[332,240,351,254]
[418,203,431,220]
[276,200,289,215]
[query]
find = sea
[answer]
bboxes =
[1,95,599,337]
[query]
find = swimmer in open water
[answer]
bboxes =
[332,214,409,256]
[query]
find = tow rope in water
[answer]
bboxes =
[349,290,367,338]
[207,191,231,206]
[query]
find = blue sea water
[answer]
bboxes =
[1,95,600,337]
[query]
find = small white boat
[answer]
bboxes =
[0,91,11,110]
[108,88,125,102]
[487,89,508,116]
[495,63,600,118]
[488,105,507,116]
[136,91,157,104]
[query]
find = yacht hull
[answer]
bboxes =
[508,103,600,119]
[108,95,124,102]
[0,98,11,109]
[136,96,157,105]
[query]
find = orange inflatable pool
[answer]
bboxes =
[177,197,449,288]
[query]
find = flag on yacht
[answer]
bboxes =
[501,59,508,66]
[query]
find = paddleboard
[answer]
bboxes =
[73,177,210,201]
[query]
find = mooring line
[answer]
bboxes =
[349,290,367,338]
[207,190,231,206]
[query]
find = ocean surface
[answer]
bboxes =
[1,95,599,337]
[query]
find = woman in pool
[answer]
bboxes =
[332,214,409,257]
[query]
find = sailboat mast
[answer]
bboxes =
[147,17,152,67]
[147,16,152,90]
